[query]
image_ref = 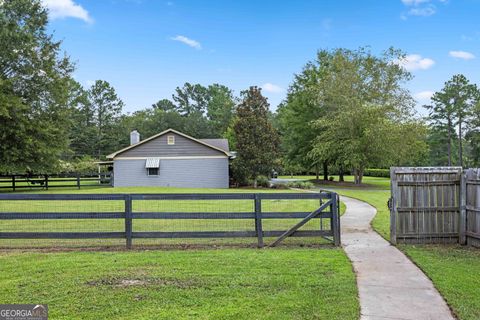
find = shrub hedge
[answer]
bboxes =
[363,168,390,178]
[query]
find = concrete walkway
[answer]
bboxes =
[341,196,455,320]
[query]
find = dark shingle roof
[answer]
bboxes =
[200,139,230,152]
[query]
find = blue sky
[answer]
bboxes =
[44,0,480,114]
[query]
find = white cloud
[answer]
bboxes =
[449,50,475,60]
[262,83,284,94]
[401,0,430,5]
[408,5,436,16]
[170,35,201,50]
[414,90,434,101]
[42,0,93,23]
[396,54,435,71]
[401,0,440,18]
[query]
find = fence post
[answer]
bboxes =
[459,171,467,245]
[390,167,397,245]
[254,194,263,248]
[331,193,341,246]
[76,174,81,189]
[124,194,133,249]
[44,175,49,190]
[11,175,15,192]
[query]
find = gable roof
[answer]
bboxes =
[199,139,229,152]
[106,128,230,159]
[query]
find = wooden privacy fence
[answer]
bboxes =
[0,192,340,248]
[390,167,480,247]
[0,173,111,191]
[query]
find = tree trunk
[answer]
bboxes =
[353,168,359,184]
[253,177,258,188]
[459,119,463,167]
[447,118,452,166]
[339,165,345,182]
[323,162,328,181]
[353,168,363,185]
[358,168,364,185]
[315,164,319,180]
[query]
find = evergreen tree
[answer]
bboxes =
[232,86,279,187]
[88,80,124,158]
[425,74,478,167]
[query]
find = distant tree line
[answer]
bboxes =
[2,0,480,186]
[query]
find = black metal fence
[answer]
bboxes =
[0,173,111,191]
[0,192,340,249]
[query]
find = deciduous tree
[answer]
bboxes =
[0,0,74,172]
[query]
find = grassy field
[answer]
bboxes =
[279,175,390,189]
[0,186,358,319]
[325,185,480,320]
[402,245,480,320]
[334,189,391,240]
[0,248,359,320]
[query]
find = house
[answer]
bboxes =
[106,129,231,188]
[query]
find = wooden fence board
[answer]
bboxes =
[466,168,480,247]
[390,167,463,244]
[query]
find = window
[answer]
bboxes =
[147,168,159,176]
[145,157,160,176]
[167,135,175,145]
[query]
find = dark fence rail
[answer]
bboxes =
[0,173,111,191]
[0,192,340,248]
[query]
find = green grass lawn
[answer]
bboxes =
[0,248,359,320]
[401,245,480,320]
[278,175,390,189]
[330,187,480,320]
[334,189,391,240]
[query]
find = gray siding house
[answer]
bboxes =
[107,129,230,188]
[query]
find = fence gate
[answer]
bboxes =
[465,169,480,247]
[389,167,463,244]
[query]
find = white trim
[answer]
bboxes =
[114,156,227,160]
[106,128,230,158]
[167,135,175,145]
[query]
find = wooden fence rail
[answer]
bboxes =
[390,167,480,248]
[0,192,340,248]
[0,173,111,191]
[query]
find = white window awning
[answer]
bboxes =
[145,157,160,168]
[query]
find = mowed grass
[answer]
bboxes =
[401,245,480,320]
[278,175,390,189]
[334,189,391,240]
[0,248,359,320]
[332,188,480,320]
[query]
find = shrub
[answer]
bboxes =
[285,181,314,189]
[270,183,289,189]
[363,168,390,178]
[301,181,314,189]
[256,175,271,188]
[328,176,335,181]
